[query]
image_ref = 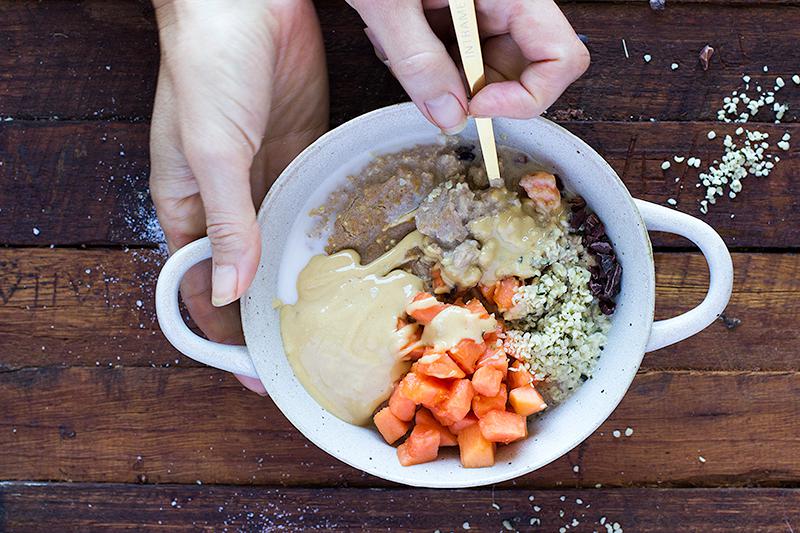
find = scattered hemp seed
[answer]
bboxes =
[573,465,580,473]
[698,45,714,71]
[661,161,671,170]
[625,427,634,437]
[612,430,622,438]
[777,140,790,151]
[763,65,769,72]
[670,62,679,70]
[707,131,717,140]
[667,198,677,206]
[643,54,652,63]
[793,74,800,85]
[463,522,471,530]
[776,77,785,89]
[674,155,685,163]
[33,227,41,236]
[699,456,707,463]
[649,0,666,10]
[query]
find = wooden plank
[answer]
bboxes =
[0,2,798,122]
[0,368,797,486]
[0,1,158,120]
[1,484,799,532]
[0,120,796,247]
[0,122,155,246]
[0,249,797,372]
[0,248,179,370]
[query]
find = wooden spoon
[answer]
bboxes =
[448,0,502,188]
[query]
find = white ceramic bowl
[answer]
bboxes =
[156,103,733,488]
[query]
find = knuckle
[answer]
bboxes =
[571,40,591,74]
[183,137,249,169]
[205,219,256,254]
[391,49,445,80]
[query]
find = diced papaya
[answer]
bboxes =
[407,292,448,325]
[430,409,456,428]
[397,424,441,466]
[416,352,466,379]
[449,338,486,374]
[476,346,509,374]
[478,409,528,444]
[397,372,450,407]
[457,423,496,468]
[478,282,496,301]
[507,361,535,389]
[373,407,410,445]
[431,267,450,294]
[465,298,490,318]
[397,323,423,360]
[471,365,504,397]
[431,379,474,426]
[493,277,521,312]
[483,322,506,345]
[509,385,548,416]
[402,346,426,361]
[449,412,478,435]
[389,385,417,421]
[416,408,458,446]
[472,383,508,418]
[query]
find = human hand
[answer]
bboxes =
[149,0,328,393]
[349,0,589,129]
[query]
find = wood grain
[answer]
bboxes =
[0,121,797,247]
[0,249,797,372]
[0,2,798,123]
[0,367,797,486]
[1,483,799,532]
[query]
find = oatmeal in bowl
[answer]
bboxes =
[156,103,733,487]
[278,138,623,468]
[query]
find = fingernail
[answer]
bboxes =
[211,264,238,307]
[363,27,387,62]
[425,93,467,135]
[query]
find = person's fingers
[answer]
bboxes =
[481,34,528,82]
[234,374,268,396]
[352,0,468,134]
[167,64,265,308]
[469,0,590,119]
[185,142,262,308]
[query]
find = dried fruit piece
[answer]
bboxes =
[699,45,714,71]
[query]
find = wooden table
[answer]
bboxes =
[1,1,798,531]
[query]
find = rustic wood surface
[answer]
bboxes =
[1,121,797,248]
[2,484,799,532]
[1,0,798,531]
[1,250,797,371]
[1,368,798,487]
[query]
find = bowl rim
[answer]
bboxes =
[246,102,655,487]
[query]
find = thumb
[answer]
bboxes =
[355,1,468,134]
[187,146,262,308]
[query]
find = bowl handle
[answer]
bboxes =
[155,237,258,378]
[635,200,734,352]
